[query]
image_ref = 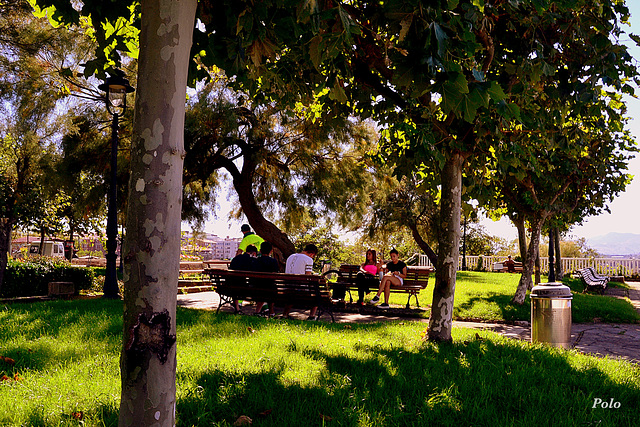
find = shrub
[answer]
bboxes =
[1,257,95,298]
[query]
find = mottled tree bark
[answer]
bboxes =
[118,1,197,426]
[427,153,464,342]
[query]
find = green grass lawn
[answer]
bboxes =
[373,271,640,324]
[1,299,639,426]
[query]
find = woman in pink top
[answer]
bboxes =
[356,249,381,305]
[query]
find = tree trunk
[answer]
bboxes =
[427,153,464,342]
[513,216,527,261]
[118,1,197,426]
[0,218,13,295]
[39,226,46,254]
[233,174,296,259]
[548,228,555,282]
[554,228,563,279]
[407,221,437,265]
[512,214,546,305]
[534,248,541,286]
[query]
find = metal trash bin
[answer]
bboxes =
[530,282,573,349]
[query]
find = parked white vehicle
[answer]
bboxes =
[28,241,65,258]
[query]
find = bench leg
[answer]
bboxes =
[406,293,420,309]
[216,295,236,314]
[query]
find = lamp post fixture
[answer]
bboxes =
[98,70,134,299]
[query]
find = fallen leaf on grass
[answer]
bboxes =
[256,409,272,418]
[247,327,255,333]
[0,356,15,365]
[233,415,252,426]
[71,411,84,420]
[343,325,352,329]
[1,375,10,381]
[319,413,333,421]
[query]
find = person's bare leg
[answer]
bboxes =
[384,276,401,304]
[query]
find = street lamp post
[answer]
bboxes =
[98,71,134,299]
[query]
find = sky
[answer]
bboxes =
[192,4,640,242]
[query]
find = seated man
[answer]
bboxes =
[254,242,280,315]
[503,255,516,273]
[283,244,319,320]
[228,245,258,311]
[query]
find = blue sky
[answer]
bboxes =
[196,4,640,242]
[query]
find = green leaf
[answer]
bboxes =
[486,82,506,102]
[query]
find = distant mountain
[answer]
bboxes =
[586,232,640,256]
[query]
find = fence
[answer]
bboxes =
[417,254,640,276]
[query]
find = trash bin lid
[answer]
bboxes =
[530,282,573,299]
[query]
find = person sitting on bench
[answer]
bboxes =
[284,244,319,320]
[254,242,280,315]
[355,249,382,305]
[229,245,258,311]
[503,255,516,273]
[369,248,406,309]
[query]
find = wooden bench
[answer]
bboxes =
[323,264,433,309]
[577,267,609,294]
[492,261,523,273]
[48,281,75,298]
[178,269,213,294]
[205,268,334,321]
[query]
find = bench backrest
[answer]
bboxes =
[336,264,432,288]
[206,268,331,307]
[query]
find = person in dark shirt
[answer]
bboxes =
[503,255,516,273]
[254,242,280,315]
[228,245,258,311]
[368,248,407,309]
[229,244,258,271]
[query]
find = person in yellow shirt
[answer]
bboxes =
[237,224,264,255]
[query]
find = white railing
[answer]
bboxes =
[416,254,640,275]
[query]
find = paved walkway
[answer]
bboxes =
[177,282,640,365]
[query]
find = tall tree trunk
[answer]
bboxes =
[548,228,555,282]
[512,214,546,304]
[39,226,46,254]
[534,248,541,286]
[0,218,13,295]
[513,216,527,261]
[233,174,296,259]
[427,153,464,342]
[407,221,437,265]
[554,228,563,279]
[118,1,197,426]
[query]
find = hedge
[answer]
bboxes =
[1,257,95,298]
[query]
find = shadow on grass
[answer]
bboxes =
[176,331,640,426]
[454,293,531,322]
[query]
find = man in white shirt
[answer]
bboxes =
[285,244,317,275]
[283,244,319,319]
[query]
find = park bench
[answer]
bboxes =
[177,269,213,294]
[205,268,334,321]
[577,267,609,294]
[48,281,75,298]
[492,261,523,273]
[323,264,433,309]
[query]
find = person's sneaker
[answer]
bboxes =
[368,296,380,305]
[378,303,390,309]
